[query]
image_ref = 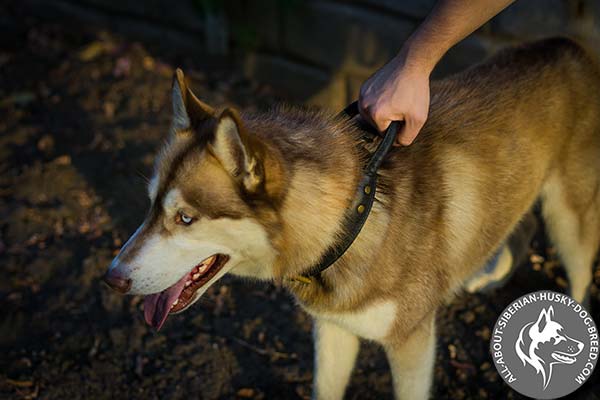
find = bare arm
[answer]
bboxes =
[359,0,515,145]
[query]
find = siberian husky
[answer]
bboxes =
[104,38,600,399]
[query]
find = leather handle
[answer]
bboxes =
[341,101,360,119]
[340,101,400,175]
[366,120,398,175]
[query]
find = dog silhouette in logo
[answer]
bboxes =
[515,306,584,389]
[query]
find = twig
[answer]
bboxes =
[232,337,296,360]
[5,379,34,388]
[450,359,476,373]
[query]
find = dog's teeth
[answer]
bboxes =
[185,280,192,287]
[200,255,216,268]
[192,273,201,280]
[172,299,179,306]
[198,264,208,274]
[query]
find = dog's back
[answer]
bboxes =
[370,37,600,308]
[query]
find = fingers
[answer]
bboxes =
[359,103,426,147]
[359,103,386,133]
[358,76,429,146]
[358,102,393,133]
[357,54,431,147]
[395,113,426,146]
[360,103,406,147]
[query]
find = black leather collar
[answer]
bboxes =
[292,101,399,284]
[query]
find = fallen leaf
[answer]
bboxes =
[142,56,155,71]
[54,155,71,165]
[104,102,115,118]
[530,254,545,264]
[448,344,457,359]
[5,379,34,388]
[79,41,105,61]
[236,388,254,398]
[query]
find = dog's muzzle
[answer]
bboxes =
[102,269,132,294]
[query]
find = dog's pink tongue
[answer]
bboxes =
[144,275,187,330]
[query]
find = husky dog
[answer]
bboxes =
[103,38,600,399]
[515,306,584,389]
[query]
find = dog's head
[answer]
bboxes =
[515,306,584,388]
[103,69,283,330]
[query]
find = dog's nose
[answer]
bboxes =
[102,270,132,294]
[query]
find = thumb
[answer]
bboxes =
[395,118,423,146]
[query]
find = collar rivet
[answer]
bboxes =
[293,101,398,282]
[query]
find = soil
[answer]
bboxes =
[1,4,599,400]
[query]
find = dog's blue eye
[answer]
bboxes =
[178,212,194,225]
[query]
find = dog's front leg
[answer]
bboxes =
[384,314,436,400]
[312,318,360,400]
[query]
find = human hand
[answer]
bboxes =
[358,55,431,146]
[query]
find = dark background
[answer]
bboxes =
[1,1,599,399]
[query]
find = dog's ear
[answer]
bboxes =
[209,108,263,194]
[171,68,215,131]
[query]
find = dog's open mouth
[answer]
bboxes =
[143,254,229,330]
[552,351,577,364]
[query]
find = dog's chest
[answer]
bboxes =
[308,301,398,341]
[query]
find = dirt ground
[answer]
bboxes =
[1,5,599,400]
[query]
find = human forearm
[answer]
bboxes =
[358,0,515,145]
[400,0,516,74]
